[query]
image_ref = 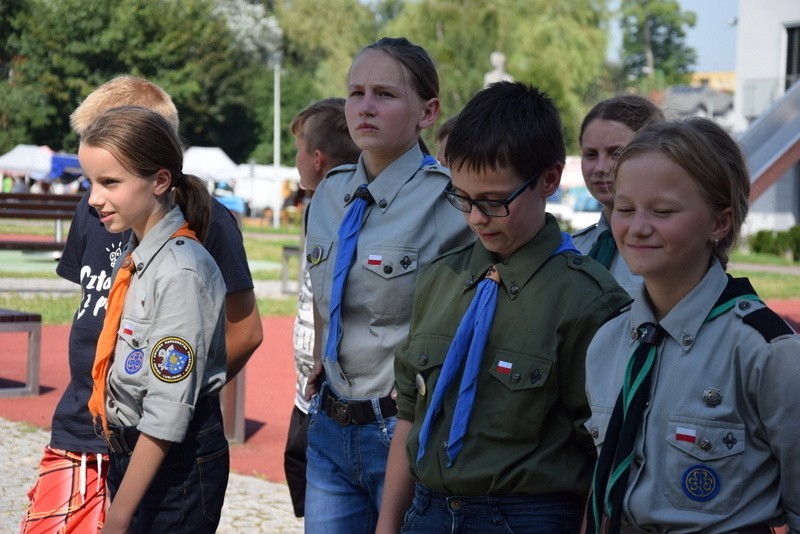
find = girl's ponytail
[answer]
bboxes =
[174,174,212,243]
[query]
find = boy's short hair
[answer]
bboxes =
[446,82,565,181]
[435,114,459,144]
[290,98,360,168]
[70,75,179,135]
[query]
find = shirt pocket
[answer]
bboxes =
[408,336,452,424]
[484,351,553,439]
[361,246,419,319]
[114,316,151,382]
[305,236,333,306]
[663,415,745,513]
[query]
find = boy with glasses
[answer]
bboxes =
[378,82,629,533]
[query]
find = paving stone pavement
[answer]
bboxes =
[0,417,303,533]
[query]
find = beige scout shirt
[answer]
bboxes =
[586,261,800,532]
[306,144,474,400]
[105,206,227,443]
[572,214,641,296]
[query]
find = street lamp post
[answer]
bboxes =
[272,51,282,227]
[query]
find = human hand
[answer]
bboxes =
[305,360,323,400]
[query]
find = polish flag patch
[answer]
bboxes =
[367,254,382,265]
[122,324,134,336]
[496,360,513,374]
[675,426,697,443]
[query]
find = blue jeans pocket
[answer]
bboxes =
[197,445,230,523]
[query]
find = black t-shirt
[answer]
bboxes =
[50,193,254,453]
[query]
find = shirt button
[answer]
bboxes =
[590,427,599,439]
[509,284,520,295]
[698,438,712,451]
[383,265,393,274]
[344,194,351,202]
[136,262,144,272]
[634,456,643,468]
[681,334,693,346]
[630,328,638,340]
[108,399,115,408]
[176,239,184,245]
[378,199,388,209]
[449,499,463,510]
[440,440,448,452]
[418,354,429,366]
[738,301,751,311]
[573,257,583,265]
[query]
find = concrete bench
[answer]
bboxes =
[0,308,41,396]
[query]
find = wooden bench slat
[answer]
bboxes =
[0,309,42,323]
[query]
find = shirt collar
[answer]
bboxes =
[347,144,430,212]
[462,215,564,300]
[127,206,186,278]
[628,260,728,352]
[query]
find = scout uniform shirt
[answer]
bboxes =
[586,260,800,532]
[105,206,227,443]
[572,214,641,296]
[306,144,474,400]
[395,216,630,495]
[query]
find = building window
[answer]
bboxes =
[787,25,800,90]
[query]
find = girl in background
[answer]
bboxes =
[81,106,228,532]
[303,37,473,532]
[586,117,800,532]
[572,95,664,294]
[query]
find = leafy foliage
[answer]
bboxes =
[619,0,697,86]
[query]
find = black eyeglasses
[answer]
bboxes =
[443,174,539,218]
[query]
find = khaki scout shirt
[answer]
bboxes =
[586,261,800,532]
[306,145,473,400]
[105,207,227,443]
[395,217,630,495]
[572,214,641,296]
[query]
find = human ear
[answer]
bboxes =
[417,97,440,130]
[710,207,733,243]
[313,149,326,173]
[539,163,563,197]
[153,169,172,196]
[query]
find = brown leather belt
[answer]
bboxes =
[321,387,397,426]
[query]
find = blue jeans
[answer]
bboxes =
[107,396,229,533]
[401,483,584,534]
[304,387,397,533]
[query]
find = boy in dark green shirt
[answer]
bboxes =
[378,82,629,533]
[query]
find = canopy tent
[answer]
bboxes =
[49,153,82,180]
[0,144,54,179]
[182,146,238,182]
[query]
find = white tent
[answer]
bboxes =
[182,146,238,182]
[0,144,53,179]
[229,163,300,224]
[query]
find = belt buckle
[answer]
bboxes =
[331,399,351,425]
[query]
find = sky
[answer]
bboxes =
[608,0,739,72]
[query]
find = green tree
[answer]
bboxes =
[0,0,264,162]
[619,0,697,87]
[383,0,610,152]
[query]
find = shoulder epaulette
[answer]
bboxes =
[717,275,794,342]
[324,163,357,179]
[572,223,599,238]
[419,160,450,179]
[742,307,794,342]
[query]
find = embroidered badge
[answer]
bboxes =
[124,350,144,375]
[150,337,194,383]
[415,373,426,397]
[496,360,513,375]
[309,245,323,266]
[681,464,720,502]
[529,369,542,384]
[122,323,134,336]
[723,432,737,450]
[400,255,412,270]
[367,254,382,266]
[675,426,697,443]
